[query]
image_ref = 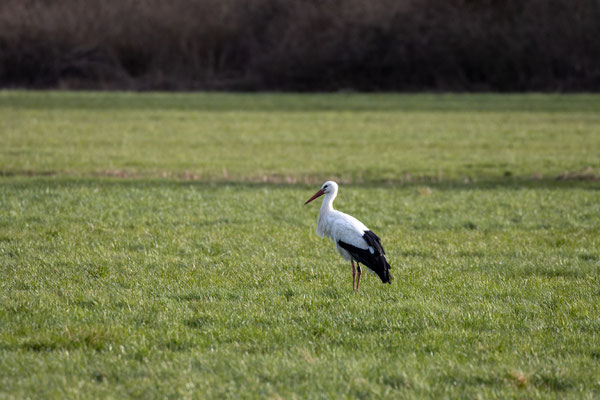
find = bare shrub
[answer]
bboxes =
[0,0,598,90]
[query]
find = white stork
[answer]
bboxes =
[304,181,392,291]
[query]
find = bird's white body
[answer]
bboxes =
[305,180,392,290]
[314,182,376,269]
[317,199,370,261]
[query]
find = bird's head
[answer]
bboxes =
[304,181,338,205]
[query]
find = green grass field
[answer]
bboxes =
[1,91,599,398]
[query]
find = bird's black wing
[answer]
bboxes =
[338,230,392,284]
[363,230,386,256]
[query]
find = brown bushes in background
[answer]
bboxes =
[1,0,599,91]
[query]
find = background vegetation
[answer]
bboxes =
[1,92,599,398]
[1,0,599,91]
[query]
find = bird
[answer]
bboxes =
[304,181,392,291]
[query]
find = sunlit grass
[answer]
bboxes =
[1,92,599,398]
[1,91,599,182]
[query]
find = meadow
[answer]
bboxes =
[1,91,599,398]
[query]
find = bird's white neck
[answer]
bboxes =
[316,188,337,238]
[320,190,336,213]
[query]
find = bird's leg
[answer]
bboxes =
[356,264,362,292]
[351,260,356,291]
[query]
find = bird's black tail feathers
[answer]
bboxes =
[361,230,392,284]
[367,257,392,284]
[382,260,392,284]
[337,230,392,284]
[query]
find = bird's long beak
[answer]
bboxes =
[304,189,324,205]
